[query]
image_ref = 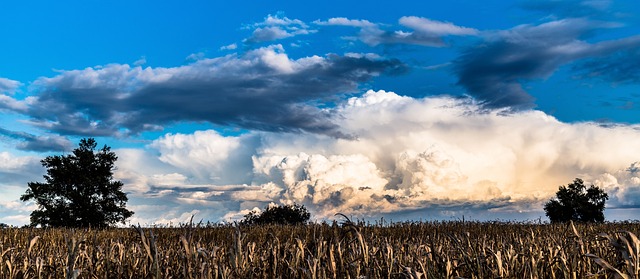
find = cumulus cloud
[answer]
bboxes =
[149,130,257,184]
[101,89,640,223]
[244,14,315,44]
[242,90,640,218]
[453,18,640,109]
[317,16,478,47]
[7,45,405,138]
[593,162,640,209]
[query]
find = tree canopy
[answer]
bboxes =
[241,203,310,225]
[20,138,133,228]
[544,178,608,223]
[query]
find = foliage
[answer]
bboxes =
[20,138,133,228]
[544,178,609,223]
[241,203,310,225]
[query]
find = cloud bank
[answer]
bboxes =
[93,90,640,224]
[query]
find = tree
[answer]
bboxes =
[241,203,310,225]
[20,138,133,228]
[544,178,608,223]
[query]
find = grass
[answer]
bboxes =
[1,219,640,278]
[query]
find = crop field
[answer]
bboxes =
[1,220,640,278]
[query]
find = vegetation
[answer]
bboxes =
[0,220,639,278]
[20,138,133,228]
[544,178,609,223]
[241,203,310,225]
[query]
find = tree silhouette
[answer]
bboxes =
[544,178,608,223]
[241,203,310,225]
[20,138,133,228]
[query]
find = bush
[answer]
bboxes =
[241,203,310,225]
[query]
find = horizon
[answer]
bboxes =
[1,0,640,226]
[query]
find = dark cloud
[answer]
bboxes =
[453,18,640,109]
[0,127,72,152]
[18,46,407,138]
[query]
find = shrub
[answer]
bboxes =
[241,203,310,225]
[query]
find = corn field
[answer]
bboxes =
[2,219,640,278]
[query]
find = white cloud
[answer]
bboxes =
[133,56,147,66]
[315,16,478,47]
[220,43,237,50]
[399,16,479,36]
[315,17,376,28]
[149,130,255,184]
[244,14,315,43]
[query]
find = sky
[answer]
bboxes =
[1,0,640,226]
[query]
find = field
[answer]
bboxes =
[1,219,640,278]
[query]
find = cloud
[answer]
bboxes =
[593,162,640,209]
[149,130,257,184]
[317,16,478,47]
[398,16,478,36]
[0,152,42,197]
[0,127,72,152]
[0,78,21,94]
[520,0,614,18]
[453,18,640,109]
[9,45,406,138]
[220,43,237,51]
[314,17,376,28]
[572,47,640,85]
[95,89,640,224]
[244,14,315,44]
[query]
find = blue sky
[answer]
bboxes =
[1,0,640,225]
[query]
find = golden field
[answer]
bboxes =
[1,219,640,278]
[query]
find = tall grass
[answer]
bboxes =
[1,220,639,278]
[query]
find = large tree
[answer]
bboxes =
[544,178,608,223]
[20,138,133,228]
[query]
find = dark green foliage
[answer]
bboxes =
[20,138,133,228]
[241,203,310,225]
[544,178,608,223]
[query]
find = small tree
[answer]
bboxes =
[544,178,608,223]
[20,138,133,228]
[241,203,310,225]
